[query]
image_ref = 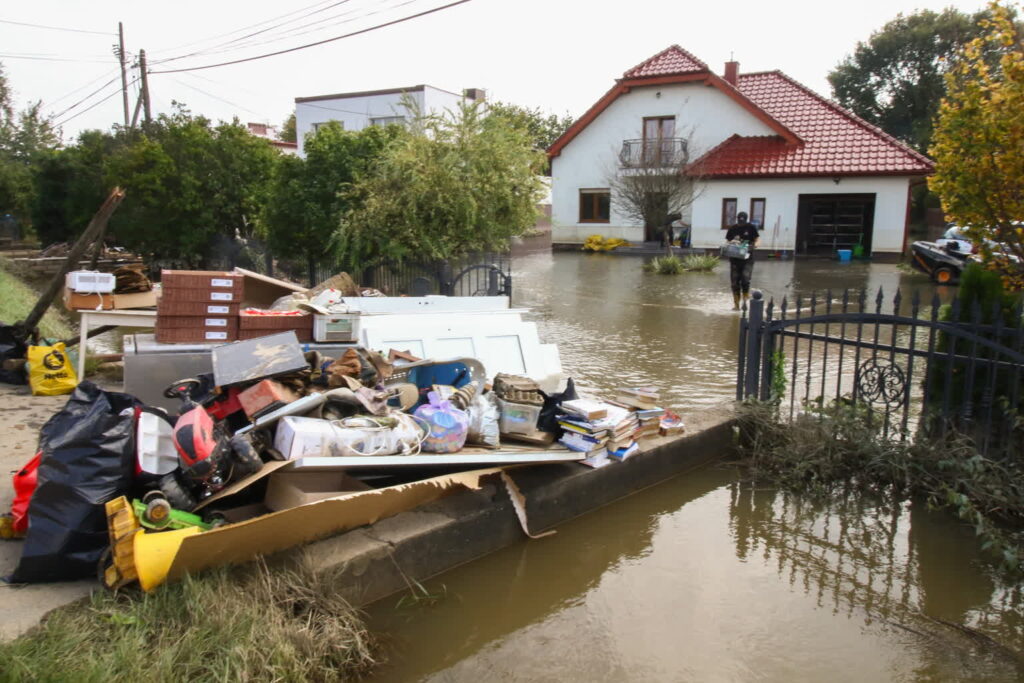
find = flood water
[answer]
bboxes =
[366,253,1022,682]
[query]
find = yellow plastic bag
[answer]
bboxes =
[28,342,78,396]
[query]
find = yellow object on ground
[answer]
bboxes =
[27,342,77,396]
[134,526,202,592]
[582,235,631,252]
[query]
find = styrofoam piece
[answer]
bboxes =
[136,412,178,475]
[67,270,116,294]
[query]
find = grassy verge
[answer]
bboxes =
[0,559,378,682]
[0,257,74,340]
[644,254,721,275]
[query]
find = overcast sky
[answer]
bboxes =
[2,0,991,141]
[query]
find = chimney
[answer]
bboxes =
[724,60,739,86]
[463,87,486,102]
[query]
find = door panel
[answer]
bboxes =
[796,194,875,255]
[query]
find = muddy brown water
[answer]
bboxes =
[364,253,1020,681]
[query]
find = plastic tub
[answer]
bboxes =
[837,249,852,262]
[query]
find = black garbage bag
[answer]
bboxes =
[0,323,27,385]
[537,377,578,433]
[7,381,140,583]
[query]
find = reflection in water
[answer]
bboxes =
[365,255,1020,682]
[368,469,1023,682]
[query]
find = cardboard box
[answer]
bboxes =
[238,379,299,418]
[155,315,238,330]
[160,287,243,304]
[155,318,239,343]
[158,300,241,316]
[63,286,158,311]
[264,471,372,512]
[161,270,244,296]
[239,311,313,342]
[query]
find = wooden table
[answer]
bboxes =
[76,309,157,380]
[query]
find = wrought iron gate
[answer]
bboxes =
[737,288,1024,457]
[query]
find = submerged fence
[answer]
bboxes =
[737,288,1024,458]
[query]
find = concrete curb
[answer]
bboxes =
[304,413,735,607]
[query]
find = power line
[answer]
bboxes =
[51,75,123,120]
[0,54,111,63]
[44,68,122,108]
[54,79,139,128]
[169,76,264,117]
[0,18,114,36]
[150,0,472,74]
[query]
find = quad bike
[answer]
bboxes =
[155,377,264,511]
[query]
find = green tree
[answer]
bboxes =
[828,8,996,152]
[262,122,398,282]
[337,102,545,269]
[929,2,1024,291]
[279,113,296,143]
[0,62,59,223]
[486,100,574,151]
[105,106,276,265]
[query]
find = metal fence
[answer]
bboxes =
[202,235,511,295]
[737,288,1024,458]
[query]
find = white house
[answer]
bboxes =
[294,84,482,156]
[548,46,933,256]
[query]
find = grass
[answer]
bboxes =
[0,257,74,341]
[0,558,378,682]
[644,253,721,275]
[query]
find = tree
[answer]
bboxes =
[336,102,546,270]
[279,113,296,143]
[486,101,574,151]
[0,62,59,223]
[828,8,997,152]
[262,122,398,282]
[105,106,277,265]
[929,2,1024,291]
[607,132,704,256]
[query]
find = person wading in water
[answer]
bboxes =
[725,211,759,310]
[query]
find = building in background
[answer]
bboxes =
[293,84,483,156]
[246,122,299,156]
[547,46,933,257]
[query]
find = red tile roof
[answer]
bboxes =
[693,71,933,177]
[622,45,708,79]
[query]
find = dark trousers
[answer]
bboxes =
[730,258,754,294]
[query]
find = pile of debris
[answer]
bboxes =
[1,270,686,593]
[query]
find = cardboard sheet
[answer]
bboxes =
[167,466,506,583]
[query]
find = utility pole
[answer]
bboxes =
[138,48,152,124]
[117,22,129,128]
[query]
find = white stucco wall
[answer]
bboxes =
[690,176,912,253]
[551,81,776,242]
[295,86,465,156]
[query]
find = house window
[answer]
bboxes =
[642,116,676,165]
[750,198,766,229]
[722,198,738,229]
[370,116,405,127]
[579,189,611,223]
[311,121,341,134]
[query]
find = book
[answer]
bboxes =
[610,442,640,461]
[617,386,660,400]
[559,434,608,453]
[560,431,608,449]
[615,394,660,410]
[635,408,666,420]
[561,398,609,421]
[578,448,611,468]
[558,420,608,438]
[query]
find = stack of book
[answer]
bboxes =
[559,400,635,468]
[659,410,685,436]
[614,387,664,440]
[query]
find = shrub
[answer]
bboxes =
[644,255,685,274]
[681,253,720,272]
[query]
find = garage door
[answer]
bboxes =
[796,194,875,255]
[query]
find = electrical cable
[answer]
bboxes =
[45,68,122,108]
[0,54,111,63]
[0,18,114,36]
[50,75,123,120]
[168,76,264,117]
[53,78,138,128]
[149,0,472,74]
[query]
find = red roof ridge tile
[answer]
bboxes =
[738,70,933,168]
[621,44,709,79]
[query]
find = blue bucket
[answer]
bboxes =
[837,249,852,262]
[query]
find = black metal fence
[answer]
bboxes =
[202,235,511,295]
[737,288,1024,458]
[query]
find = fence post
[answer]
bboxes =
[744,290,765,399]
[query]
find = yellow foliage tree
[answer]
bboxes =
[929,1,1024,290]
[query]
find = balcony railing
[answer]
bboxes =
[619,138,687,168]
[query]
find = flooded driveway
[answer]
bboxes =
[367,253,1020,682]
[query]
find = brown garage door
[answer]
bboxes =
[796,194,875,255]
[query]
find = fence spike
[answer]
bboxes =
[858,289,867,312]
[766,297,775,320]
[841,289,850,313]
[893,288,902,315]
[931,291,942,316]
[911,289,921,317]
[810,291,818,315]
[875,286,885,314]
[825,288,833,315]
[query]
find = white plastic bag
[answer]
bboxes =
[466,391,501,449]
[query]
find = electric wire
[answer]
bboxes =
[149,0,472,74]
[168,76,264,117]
[0,18,114,36]
[0,54,112,64]
[44,68,121,108]
[50,74,123,120]
[53,78,139,128]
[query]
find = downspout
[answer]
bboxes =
[902,177,928,257]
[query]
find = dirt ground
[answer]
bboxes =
[0,380,122,641]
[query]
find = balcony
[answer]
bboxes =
[619,138,688,168]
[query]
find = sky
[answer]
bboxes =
[1,0,993,141]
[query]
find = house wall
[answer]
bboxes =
[691,176,913,253]
[551,81,777,242]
